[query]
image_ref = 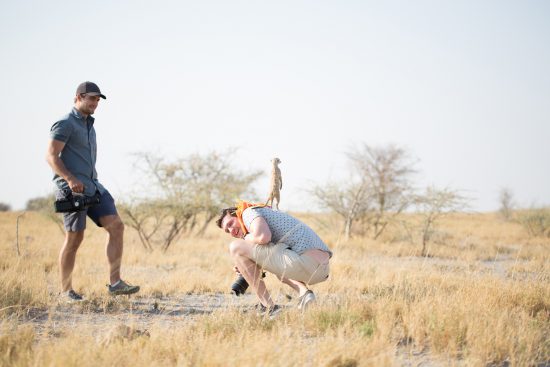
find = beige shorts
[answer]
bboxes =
[251,243,330,285]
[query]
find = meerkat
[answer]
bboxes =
[265,157,282,210]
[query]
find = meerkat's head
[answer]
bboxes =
[272,157,281,165]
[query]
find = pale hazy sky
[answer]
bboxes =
[1,0,549,211]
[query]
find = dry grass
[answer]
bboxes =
[0,211,549,367]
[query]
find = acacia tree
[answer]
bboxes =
[414,186,469,256]
[347,143,416,239]
[121,149,260,251]
[311,143,415,240]
[120,199,195,252]
[311,181,371,240]
[498,188,515,221]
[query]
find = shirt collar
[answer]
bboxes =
[71,107,95,124]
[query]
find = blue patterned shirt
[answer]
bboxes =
[50,108,105,196]
[242,207,332,256]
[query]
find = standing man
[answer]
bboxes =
[46,81,139,300]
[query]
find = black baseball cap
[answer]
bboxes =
[76,81,106,99]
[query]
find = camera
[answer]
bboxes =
[54,191,100,213]
[231,272,266,296]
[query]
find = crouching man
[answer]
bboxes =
[216,201,332,315]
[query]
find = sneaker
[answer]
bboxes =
[254,303,267,315]
[66,289,83,301]
[107,280,140,296]
[267,305,282,318]
[297,290,316,311]
[260,304,282,319]
[257,304,282,318]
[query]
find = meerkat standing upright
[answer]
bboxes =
[265,157,282,210]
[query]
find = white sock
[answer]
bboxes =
[111,280,121,287]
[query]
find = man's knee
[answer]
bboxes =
[229,240,252,258]
[64,230,84,249]
[112,218,124,234]
[228,240,242,257]
[103,216,124,235]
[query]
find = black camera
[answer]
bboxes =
[231,272,266,296]
[54,191,100,213]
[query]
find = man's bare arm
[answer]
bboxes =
[244,216,272,245]
[45,139,84,193]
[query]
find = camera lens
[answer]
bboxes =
[231,275,249,296]
[230,272,266,296]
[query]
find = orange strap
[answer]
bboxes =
[235,200,268,235]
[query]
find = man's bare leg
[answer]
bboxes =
[99,215,124,285]
[280,277,309,297]
[59,230,84,292]
[229,239,275,308]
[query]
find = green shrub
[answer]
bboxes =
[516,207,550,237]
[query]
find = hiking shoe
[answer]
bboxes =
[297,290,316,311]
[254,303,267,315]
[66,289,83,301]
[267,305,282,318]
[107,280,140,296]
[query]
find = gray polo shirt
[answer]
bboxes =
[50,108,105,196]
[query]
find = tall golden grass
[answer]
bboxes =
[0,211,548,366]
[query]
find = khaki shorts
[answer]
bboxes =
[251,243,330,285]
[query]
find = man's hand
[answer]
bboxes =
[67,176,85,193]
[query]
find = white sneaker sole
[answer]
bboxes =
[298,291,316,311]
